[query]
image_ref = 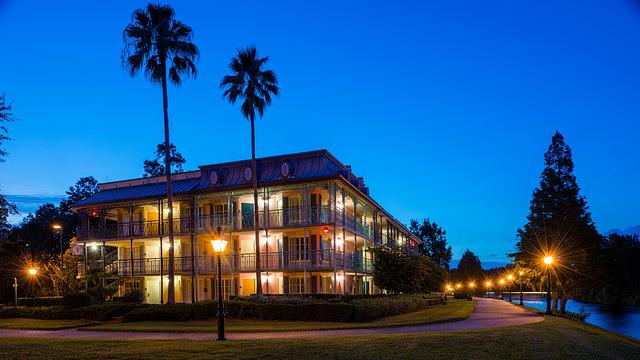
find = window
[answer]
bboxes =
[289,277,308,294]
[321,276,332,294]
[288,237,305,261]
[289,196,302,223]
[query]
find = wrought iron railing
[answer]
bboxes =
[80,250,372,277]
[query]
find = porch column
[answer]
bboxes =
[158,200,164,304]
[128,205,135,286]
[354,234,358,295]
[189,196,197,303]
[331,184,337,294]
[302,188,309,294]
[342,227,346,295]
[83,241,88,292]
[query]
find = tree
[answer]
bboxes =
[0,93,17,241]
[512,131,602,313]
[122,3,198,304]
[454,249,484,283]
[371,247,446,293]
[409,218,453,269]
[60,176,99,214]
[220,47,279,295]
[0,93,15,162]
[143,143,186,177]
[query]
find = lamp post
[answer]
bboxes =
[499,278,505,299]
[13,277,18,306]
[507,274,513,302]
[518,270,524,305]
[544,255,553,315]
[484,281,492,298]
[211,227,228,341]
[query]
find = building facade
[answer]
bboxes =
[73,150,420,304]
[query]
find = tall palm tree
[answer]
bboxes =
[122,3,198,304]
[220,47,279,295]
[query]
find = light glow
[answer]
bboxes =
[27,268,38,276]
[485,281,492,287]
[507,275,513,281]
[52,224,62,230]
[211,239,228,253]
[499,278,505,285]
[544,255,554,265]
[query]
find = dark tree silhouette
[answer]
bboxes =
[512,131,602,313]
[143,143,186,177]
[122,3,198,304]
[454,249,484,283]
[409,218,453,269]
[60,176,99,214]
[220,47,279,295]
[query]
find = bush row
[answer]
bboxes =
[1,294,444,323]
[16,297,63,307]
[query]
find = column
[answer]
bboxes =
[158,200,164,304]
[332,184,337,294]
[189,196,197,303]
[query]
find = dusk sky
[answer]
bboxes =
[1,1,639,265]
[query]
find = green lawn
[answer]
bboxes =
[81,299,474,333]
[0,318,94,330]
[0,317,637,360]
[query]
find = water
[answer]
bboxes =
[523,299,640,339]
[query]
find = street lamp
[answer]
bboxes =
[499,278,505,299]
[211,227,228,341]
[507,274,514,302]
[14,268,39,306]
[544,255,554,315]
[518,270,524,306]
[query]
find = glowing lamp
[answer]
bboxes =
[544,256,553,265]
[27,268,38,276]
[52,224,62,230]
[499,279,505,285]
[322,226,329,234]
[507,275,513,281]
[211,238,228,254]
[485,281,492,287]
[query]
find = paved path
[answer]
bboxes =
[0,298,542,341]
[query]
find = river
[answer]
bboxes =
[522,299,640,340]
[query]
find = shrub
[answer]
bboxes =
[123,304,192,322]
[17,297,63,307]
[62,292,92,309]
[64,303,141,321]
[0,306,64,319]
[117,290,146,304]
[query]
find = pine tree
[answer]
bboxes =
[513,131,601,313]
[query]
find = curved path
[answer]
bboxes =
[0,298,542,340]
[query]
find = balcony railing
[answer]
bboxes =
[80,205,339,241]
[79,251,371,277]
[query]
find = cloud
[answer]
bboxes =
[5,194,65,224]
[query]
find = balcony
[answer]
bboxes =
[79,205,374,240]
[79,250,371,277]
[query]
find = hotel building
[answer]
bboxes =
[73,150,420,303]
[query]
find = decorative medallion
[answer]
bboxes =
[244,167,252,182]
[281,162,290,177]
[210,171,219,186]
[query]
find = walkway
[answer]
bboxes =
[0,298,543,341]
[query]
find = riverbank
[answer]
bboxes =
[523,299,640,339]
[0,316,637,359]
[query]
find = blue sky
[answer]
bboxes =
[1,1,639,265]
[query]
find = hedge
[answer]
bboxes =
[0,294,444,323]
[16,297,63,307]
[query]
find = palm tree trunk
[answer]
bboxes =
[251,117,262,295]
[161,62,176,304]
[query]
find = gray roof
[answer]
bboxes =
[73,150,364,208]
[74,178,200,207]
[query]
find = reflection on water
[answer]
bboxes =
[523,299,640,339]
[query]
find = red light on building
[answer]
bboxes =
[90,209,97,217]
[322,226,329,234]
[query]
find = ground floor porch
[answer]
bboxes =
[116,271,380,304]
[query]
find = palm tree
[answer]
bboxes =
[122,3,198,304]
[220,47,279,295]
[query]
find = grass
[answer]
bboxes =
[0,317,637,359]
[80,299,475,333]
[0,318,94,330]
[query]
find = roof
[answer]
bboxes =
[73,178,200,207]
